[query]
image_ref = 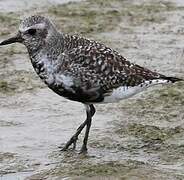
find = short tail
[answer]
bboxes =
[161,76,183,83]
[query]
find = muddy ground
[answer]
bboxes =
[0,0,184,179]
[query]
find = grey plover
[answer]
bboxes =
[0,15,182,153]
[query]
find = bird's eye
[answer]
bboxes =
[27,28,37,35]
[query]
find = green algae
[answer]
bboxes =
[0,120,22,127]
[27,160,145,179]
[0,71,45,94]
[48,0,183,36]
[0,80,16,93]
[116,123,183,142]
[48,1,121,35]
[0,12,19,36]
[27,158,184,179]
[116,82,184,123]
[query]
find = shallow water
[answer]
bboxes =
[0,0,184,179]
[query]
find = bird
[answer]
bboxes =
[0,15,182,153]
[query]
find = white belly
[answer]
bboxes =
[102,79,169,103]
[103,86,144,103]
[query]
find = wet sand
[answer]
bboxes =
[0,0,184,179]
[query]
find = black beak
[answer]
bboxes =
[0,32,23,46]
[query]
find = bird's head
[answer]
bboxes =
[0,15,57,53]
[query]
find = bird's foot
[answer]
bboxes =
[79,144,88,154]
[59,139,88,154]
[60,136,78,151]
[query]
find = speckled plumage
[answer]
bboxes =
[26,18,177,104]
[0,15,182,152]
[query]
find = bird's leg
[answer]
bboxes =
[61,104,95,152]
[61,119,88,151]
[80,104,96,153]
